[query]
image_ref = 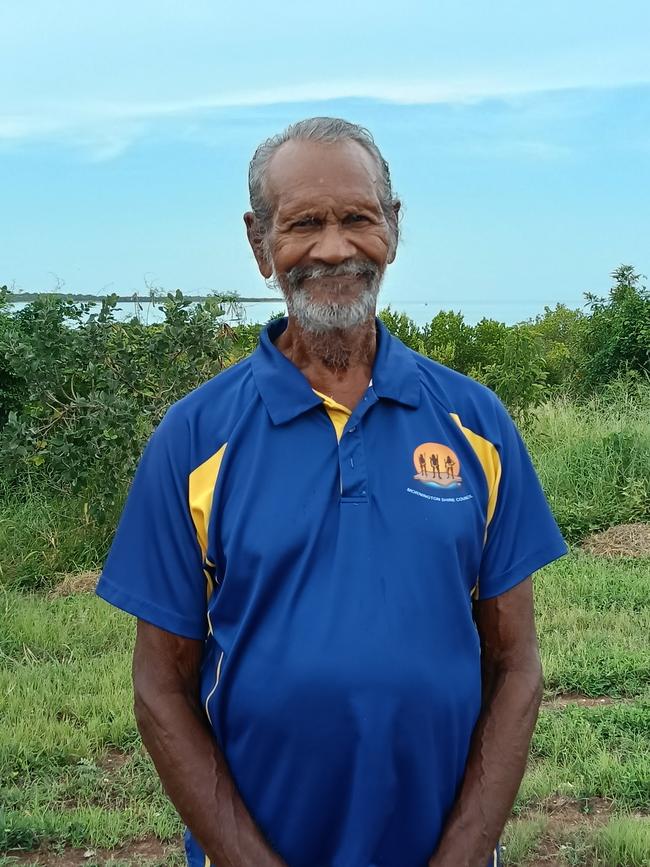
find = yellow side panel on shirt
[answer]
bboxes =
[188,442,228,565]
[449,413,501,528]
[450,413,502,600]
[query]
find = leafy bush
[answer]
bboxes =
[381,307,548,416]
[0,286,29,426]
[420,310,475,372]
[470,326,548,420]
[470,318,510,371]
[0,292,240,514]
[522,303,587,389]
[579,265,650,391]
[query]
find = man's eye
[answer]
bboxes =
[344,214,369,224]
[292,217,319,229]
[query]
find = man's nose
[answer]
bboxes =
[309,223,357,264]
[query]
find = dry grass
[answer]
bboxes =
[581,522,650,558]
[48,571,100,599]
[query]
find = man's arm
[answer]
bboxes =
[428,578,543,867]
[132,620,286,867]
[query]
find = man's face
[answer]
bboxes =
[246,139,397,332]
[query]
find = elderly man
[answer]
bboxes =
[97,117,567,867]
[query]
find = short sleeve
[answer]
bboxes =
[96,407,208,639]
[477,401,568,599]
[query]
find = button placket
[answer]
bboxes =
[338,391,376,502]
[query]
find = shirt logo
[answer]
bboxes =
[413,442,462,490]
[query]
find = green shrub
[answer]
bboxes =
[419,310,475,372]
[470,317,510,370]
[522,302,587,389]
[379,307,549,415]
[0,286,29,426]
[579,265,650,391]
[0,292,240,514]
[470,326,548,420]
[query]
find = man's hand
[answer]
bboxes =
[428,578,543,867]
[132,620,286,867]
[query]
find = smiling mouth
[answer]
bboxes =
[301,274,367,294]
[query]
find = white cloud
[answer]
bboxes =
[0,76,647,158]
[2,1,649,155]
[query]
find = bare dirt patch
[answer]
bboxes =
[540,795,614,826]
[48,571,100,599]
[6,838,181,867]
[542,693,620,710]
[581,522,650,558]
[96,748,131,774]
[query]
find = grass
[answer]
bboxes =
[0,596,180,853]
[586,818,650,865]
[526,380,650,542]
[501,816,548,865]
[1,551,648,864]
[520,702,649,809]
[535,553,650,696]
[0,485,120,591]
[502,816,650,866]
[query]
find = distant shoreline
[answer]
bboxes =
[6,293,279,304]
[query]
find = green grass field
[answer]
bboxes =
[1,551,648,866]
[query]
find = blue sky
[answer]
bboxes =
[1,1,649,322]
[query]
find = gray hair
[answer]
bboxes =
[248,117,400,252]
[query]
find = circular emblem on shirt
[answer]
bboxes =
[413,443,462,490]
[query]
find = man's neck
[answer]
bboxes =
[274,315,377,411]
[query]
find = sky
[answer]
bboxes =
[1,1,649,323]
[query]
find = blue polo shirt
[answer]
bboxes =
[97,317,566,867]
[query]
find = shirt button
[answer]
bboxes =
[348,426,356,433]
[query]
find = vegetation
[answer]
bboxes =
[526,382,650,541]
[7,290,275,304]
[0,265,648,864]
[380,265,649,412]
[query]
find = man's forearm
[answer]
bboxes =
[135,688,286,867]
[428,665,542,867]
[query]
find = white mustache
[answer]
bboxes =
[284,260,381,290]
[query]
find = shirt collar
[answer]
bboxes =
[371,317,421,409]
[251,317,421,426]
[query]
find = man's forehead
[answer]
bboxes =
[265,139,382,209]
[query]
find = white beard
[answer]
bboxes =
[278,261,383,334]
[287,285,379,333]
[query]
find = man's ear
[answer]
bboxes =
[387,200,401,264]
[244,212,273,278]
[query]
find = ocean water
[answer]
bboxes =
[8,298,544,327]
